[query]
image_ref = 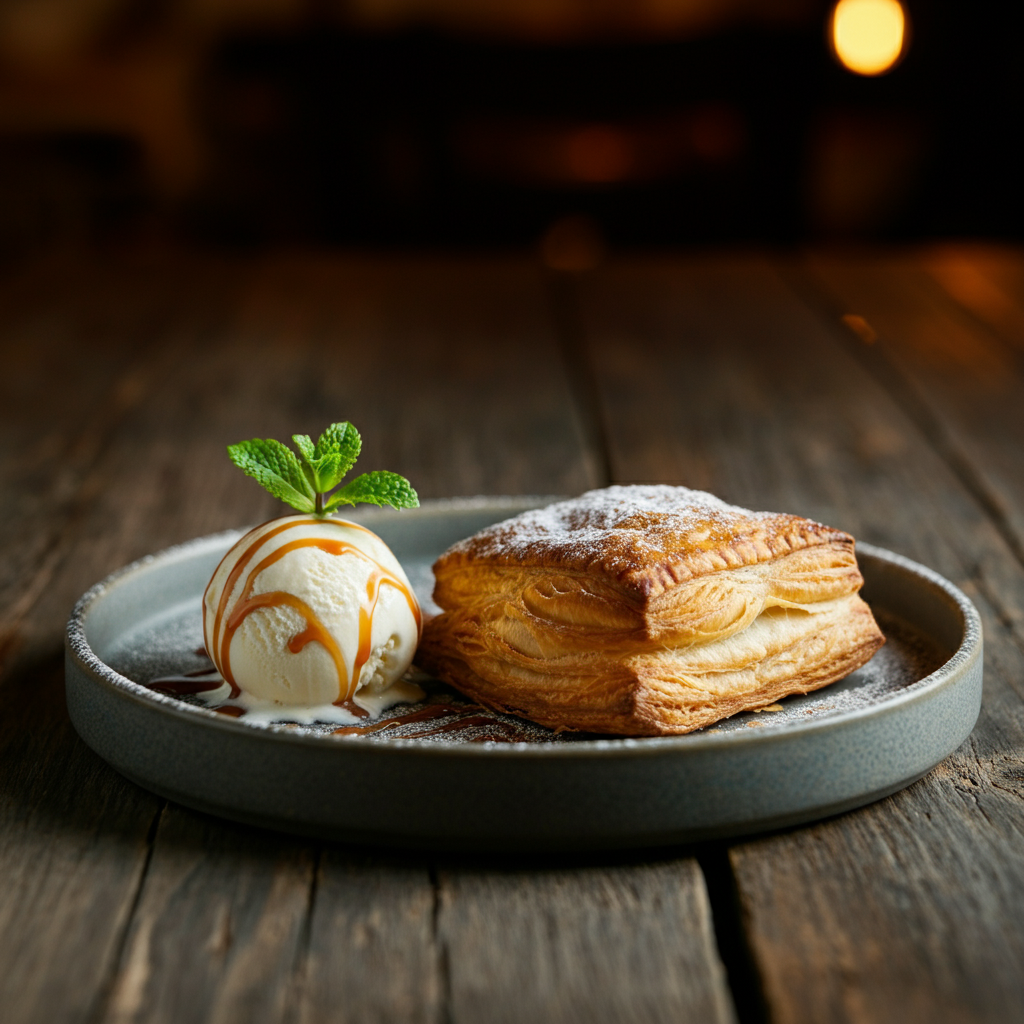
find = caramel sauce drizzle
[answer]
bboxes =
[205,517,344,668]
[333,703,457,735]
[146,668,224,695]
[204,518,421,703]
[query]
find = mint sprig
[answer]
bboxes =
[228,422,419,516]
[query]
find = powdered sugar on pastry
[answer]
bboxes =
[441,485,849,597]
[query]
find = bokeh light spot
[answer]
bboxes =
[562,127,633,184]
[831,0,906,76]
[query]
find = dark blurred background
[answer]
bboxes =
[0,0,1019,260]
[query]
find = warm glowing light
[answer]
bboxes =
[562,127,633,183]
[831,0,906,76]
[841,314,878,344]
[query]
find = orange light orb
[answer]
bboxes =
[831,0,907,76]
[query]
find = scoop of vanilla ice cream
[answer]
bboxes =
[203,516,421,709]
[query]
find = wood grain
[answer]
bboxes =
[0,256,239,1024]
[0,654,161,1024]
[0,257,206,672]
[575,254,1024,1023]
[0,255,245,675]
[293,851,440,1024]
[436,859,736,1024]
[806,251,1024,578]
[103,808,315,1024]
[9,248,1020,1024]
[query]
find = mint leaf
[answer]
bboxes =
[292,434,316,464]
[314,452,343,493]
[315,422,361,480]
[291,433,324,491]
[228,439,316,513]
[292,430,351,492]
[325,471,419,511]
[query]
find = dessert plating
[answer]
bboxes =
[191,420,423,718]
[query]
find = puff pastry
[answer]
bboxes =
[416,485,885,736]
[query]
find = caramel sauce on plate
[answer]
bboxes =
[146,661,530,740]
[333,702,524,741]
[146,647,550,743]
[147,668,224,695]
[214,705,246,718]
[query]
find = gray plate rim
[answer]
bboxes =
[65,497,983,759]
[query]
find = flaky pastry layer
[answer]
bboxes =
[436,485,857,599]
[418,486,885,736]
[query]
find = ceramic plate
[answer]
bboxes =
[65,498,983,851]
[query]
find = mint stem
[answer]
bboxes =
[315,491,325,515]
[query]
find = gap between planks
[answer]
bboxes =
[86,804,167,1024]
[697,846,771,1024]
[281,847,323,1024]
[429,865,454,1024]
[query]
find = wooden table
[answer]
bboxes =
[3,245,1024,1024]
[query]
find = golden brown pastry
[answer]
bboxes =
[416,486,885,736]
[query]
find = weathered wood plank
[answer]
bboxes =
[272,259,734,1024]
[0,257,242,1024]
[270,254,603,498]
[0,256,217,673]
[0,654,161,1024]
[293,851,440,1024]
[102,808,315,1024]
[806,251,1024,582]
[437,859,736,1024]
[575,255,1024,1023]
[923,244,1024,352]
[729,721,1024,1024]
